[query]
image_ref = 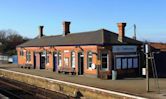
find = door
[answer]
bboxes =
[40,53,45,69]
[78,52,84,75]
[33,52,36,69]
[53,52,57,72]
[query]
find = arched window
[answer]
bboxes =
[87,51,93,69]
[71,51,75,68]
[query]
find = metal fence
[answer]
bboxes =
[0,55,9,64]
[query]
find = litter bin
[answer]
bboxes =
[112,70,117,80]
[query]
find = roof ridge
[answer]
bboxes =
[38,29,110,39]
[66,29,99,35]
[17,28,142,47]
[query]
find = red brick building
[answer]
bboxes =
[17,21,142,79]
[149,42,166,77]
[150,42,166,52]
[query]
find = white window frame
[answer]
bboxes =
[71,51,75,68]
[87,51,93,69]
[26,51,31,62]
[58,52,62,67]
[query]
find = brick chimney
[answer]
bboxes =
[39,26,44,38]
[63,21,70,36]
[117,23,126,42]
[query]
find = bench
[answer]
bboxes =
[58,67,76,75]
[19,64,33,69]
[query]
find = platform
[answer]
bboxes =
[0,64,166,99]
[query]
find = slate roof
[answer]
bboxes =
[17,29,142,47]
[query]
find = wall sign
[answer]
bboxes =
[91,63,96,69]
[112,45,137,53]
[64,50,69,53]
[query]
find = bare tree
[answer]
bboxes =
[0,29,29,55]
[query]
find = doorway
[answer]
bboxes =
[33,52,36,69]
[78,52,84,75]
[40,53,45,69]
[53,52,57,72]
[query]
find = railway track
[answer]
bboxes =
[0,77,74,99]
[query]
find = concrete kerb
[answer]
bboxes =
[0,69,147,99]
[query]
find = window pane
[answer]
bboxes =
[116,58,121,69]
[64,58,69,67]
[29,52,31,61]
[71,52,75,68]
[102,54,107,57]
[133,58,138,68]
[101,53,108,69]
[122,58,127,69]
[46,55,49,63]
[20,51,22,56]
[88,52,93,68]
[26,52,28,62]
[58,52,62,67]
[128,58,133,68]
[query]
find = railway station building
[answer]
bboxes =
[17,21,142,79]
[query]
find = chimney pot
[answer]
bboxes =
[117,23,126,42]
[39,26,44,38]
[63,21,71,36]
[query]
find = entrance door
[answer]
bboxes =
[33,52,36,69]
[53,52,57,72]
[78,52,84,75]
[40,53,45,69]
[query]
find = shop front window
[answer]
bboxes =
[133,58,138,68]
[116,58,121,69]
[115,56,138,69]
[128,58,133,68]
[122,58,127,69]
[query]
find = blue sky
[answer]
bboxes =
[0,0,166,42]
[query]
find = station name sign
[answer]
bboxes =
[112,45,137,53]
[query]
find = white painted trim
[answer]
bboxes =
[0,69,147,99]
[115,54,138,58]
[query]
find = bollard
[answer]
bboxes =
[112,70,117,80]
